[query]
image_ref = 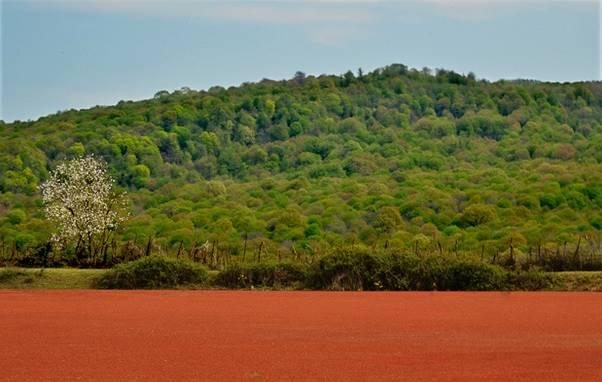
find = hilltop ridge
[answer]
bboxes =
[1,63,601,265]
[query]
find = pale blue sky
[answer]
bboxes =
[1,0,600,122]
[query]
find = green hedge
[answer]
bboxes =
[214,262,307,289]
[97,251,553,290]
[506,269,556,290]
[96,256,209,289]
[213,250,514,291]
[308,249,507,291]
[307,250,382,290]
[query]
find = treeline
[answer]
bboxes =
[0,64,601,268]
[2,233,601,273]
[96,250,556,291]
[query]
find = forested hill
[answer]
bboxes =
[1,64,602,260]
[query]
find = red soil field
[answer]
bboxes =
[1,291,601,381]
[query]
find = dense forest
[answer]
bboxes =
[1,64,601,269]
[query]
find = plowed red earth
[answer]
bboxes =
[1,291,601,381]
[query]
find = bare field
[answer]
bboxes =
[1,291,601,381]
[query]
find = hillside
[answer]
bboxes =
[1,64,601,267]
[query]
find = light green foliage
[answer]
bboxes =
[0,64,601,264]
[461,204,497,227]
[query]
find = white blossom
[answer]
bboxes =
[40,156,128,257]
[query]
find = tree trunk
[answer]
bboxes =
[102,243,109,266]
[88,234,94,267]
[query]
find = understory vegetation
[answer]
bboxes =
[214,249,550,291]
[1,64,601,274]
[4,254,602,291]
[95,255,209,289]
[91,251,554,291]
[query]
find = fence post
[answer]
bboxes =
[292,244,299,261]
[242,233,248,262]
[574,235,582,270]
[145,236,153,257]
[257,241,263,263]
[176,240,183,259]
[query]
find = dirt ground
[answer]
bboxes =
[1,291,601,381]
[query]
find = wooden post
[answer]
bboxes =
[257,241,263,263]
[214,241,219,267]
[189,241,197,262]
[145,236,153,257]
[242,233,248,262]
[176,240,184,259]
[574,235,582,270]
[292,244,299,261]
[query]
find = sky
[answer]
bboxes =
[1,0,600,122]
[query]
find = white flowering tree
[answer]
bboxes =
[40,156,128,264]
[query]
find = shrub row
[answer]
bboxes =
[214,250,552,291]
[214,262,307,289]
[95,256,208,289]
[94,251,554,290]
[307,249,507,291]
